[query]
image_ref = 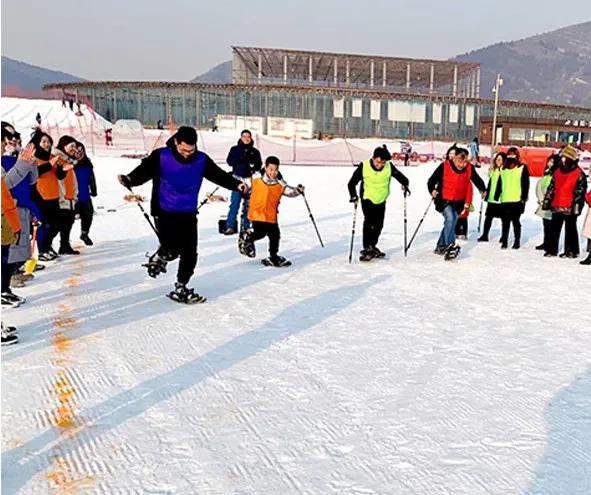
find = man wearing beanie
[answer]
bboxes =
[542,144,587,258]
[118,126,248,303]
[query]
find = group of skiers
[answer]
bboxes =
[3,123,590,340]
[1,121,97,346]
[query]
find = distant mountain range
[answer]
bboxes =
[454,21,591,108]
[1,56,84,98]
[3,21,590,107]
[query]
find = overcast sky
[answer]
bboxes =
[1,0,589,81]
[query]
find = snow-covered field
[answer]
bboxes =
[2,158,590,494]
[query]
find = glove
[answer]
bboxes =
[118,174,131,188]
[296,184,305,193]
[403,187,411,197]
[350,195,359,203]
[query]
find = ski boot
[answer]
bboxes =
[444,244,461,261]
[1,323,18,346]
[142,252,168,278]
[369,246,386,258]
[167,282,206,304]
[80,232,94,246]
[580,253,591,265]
[433,245,447,255]
[238,231,256,258]
[261,255,292,267]
[359,249,375,262]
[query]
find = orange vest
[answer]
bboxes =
[62,169,77,200]
[248,177,284,224]
[551,167,582,209]
[1,177,21,233]
[36,159,60,200]
[442,161,472,201]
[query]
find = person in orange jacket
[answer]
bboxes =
[2,168,22,344]
[31,130,66,261]
[238,155,304,267]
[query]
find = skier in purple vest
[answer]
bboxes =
[118,126,247,303]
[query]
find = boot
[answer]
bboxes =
[580,253,591,265]
[80,233,93,246]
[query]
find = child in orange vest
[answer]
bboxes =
[238,156,304,267]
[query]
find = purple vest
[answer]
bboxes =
[158,148,207,213]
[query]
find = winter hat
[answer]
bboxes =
[561,144,578,161]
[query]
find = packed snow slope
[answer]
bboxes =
[2,158,590,494]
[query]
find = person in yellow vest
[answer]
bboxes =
[238,156,304,267]
[534,154,560,251]
[498,147,530,249]
[348,145,410,262]
[477,151,506,242]
[54,136,80,255]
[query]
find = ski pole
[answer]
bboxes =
[197,186,221,212]
[348,200,358,264]
[301,192,324,248]
[477,198,484,233]
[123,184,159,238]
[406,198,434,253]
[403,192,408,257]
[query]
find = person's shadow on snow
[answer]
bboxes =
[524,368,591,495]
[1,276,386,493]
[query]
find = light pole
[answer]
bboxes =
[490,73,503,161]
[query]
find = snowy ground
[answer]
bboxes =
[2,158,590,494]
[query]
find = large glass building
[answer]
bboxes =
[44,46,591,145]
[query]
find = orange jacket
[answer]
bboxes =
[36,158,60,200]
[248,177,285,224]
[2,177,21,234]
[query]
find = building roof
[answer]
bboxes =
[231,46,480,89]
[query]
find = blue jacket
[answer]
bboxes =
[74,158,97,202]
[226,140,262,178]
[1,155,41,218]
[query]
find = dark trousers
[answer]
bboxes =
[455,217,468,236]
[481,215,495,238]
[59,209,75,249]
[1,245,13,293]
[501,205,522,244]
[155,212,198,285]
[547,213,579,256]
[541,218,552,249]
[38,199,61,253]
[361,199,386,249]
[250,221,280,257]
[76,200,94,234]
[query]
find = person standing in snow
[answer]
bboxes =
[580,188,591,265]
[498,147,530,250]
[74,142,97,246]
[478,151,505,242]
[54,136,80,255]
[348,145,410,262]
[401,141,412,167]
[469,137,480,166]
[223,129,262,235]
[534,154,560,251]
[238,155,304,267]
[542,144,587,258]
[427,146,486,260]
[118,126,247,303]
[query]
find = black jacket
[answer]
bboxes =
[226,140,263,178]
[126,139,241,216]
[348,160,409,201]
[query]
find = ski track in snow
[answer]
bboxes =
[2,159,591,494]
